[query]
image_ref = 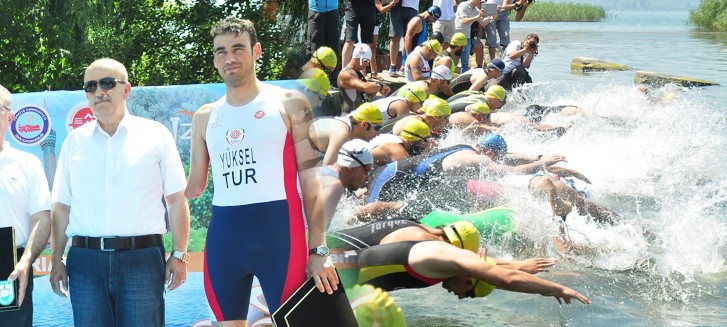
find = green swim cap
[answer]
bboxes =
[485,85,507,103]
[300,68,330,96]
[351,102,384,124]
[451,32,467,47]
[443,221,480,253]
[422,96,451,117]
[470,102,491,115]
[312,46,338,71]
[400,119,431,142]
[347,284,407,327]
[404,84,427,104]
[469,257,497,298]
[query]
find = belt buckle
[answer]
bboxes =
[100,237,115,251]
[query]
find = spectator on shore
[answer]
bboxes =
[369,0,401,79]
[432,0,458,49]
[388,0,420,77]
[307,0,341,83]
[342,0,377,73]
[0,84,52,327]
[484,0,514,61]
[455,0,495,73]
[50,58,190,326]
[500,33,539,89]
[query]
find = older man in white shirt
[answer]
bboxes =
[0,85,52,327]
[49,58,190,327]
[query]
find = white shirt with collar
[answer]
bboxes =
[51,112,187,238]
[0,142,51,247]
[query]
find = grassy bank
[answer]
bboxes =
[690,0,727,32]
[511,1,606,22]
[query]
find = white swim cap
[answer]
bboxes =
[337,139,373,168]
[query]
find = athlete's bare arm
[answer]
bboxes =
[408,56,425,81]
[403,18,422,55]
[185,104,212,198]
[338,69,382,95]
[280,89,339,294]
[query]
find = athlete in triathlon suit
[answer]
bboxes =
[367,144,475,203]
[185,17,337,323]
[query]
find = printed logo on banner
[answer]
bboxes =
[226,128,245,146]
[66,102,95,132]
[0,280,15,306]
[10,105,52,146]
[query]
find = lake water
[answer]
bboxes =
[31,11,727,327]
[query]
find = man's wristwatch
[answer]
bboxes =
[308,245,330,257]
[171,250,190,263]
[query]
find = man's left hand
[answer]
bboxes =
[165,255,187,290]
[306,255,338,294]
[7,261,30,305]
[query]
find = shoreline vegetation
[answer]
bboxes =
[510,2,606,22]
[690,0,727,32]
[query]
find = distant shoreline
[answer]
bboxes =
[512,1,606,22]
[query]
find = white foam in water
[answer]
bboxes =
[485,80,727,298]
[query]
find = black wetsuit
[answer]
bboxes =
[366,144,475,203]
[327,219,424,250]
[350,241,445,290]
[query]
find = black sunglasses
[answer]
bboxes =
[366,122,383,132]
[402,129,429,141]
[83,77,126,93]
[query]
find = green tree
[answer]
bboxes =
[691,0,727,32]
[0,0,309,93]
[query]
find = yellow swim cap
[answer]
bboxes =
[422,96,451,117]
[400,119,431,142]
[443,221,480,253]
[470,102,490,115]
[450,32,467,47]
[312,46,338,71]
[404,84,427,104]
[351,102,384,124]
[424,39,442,54]
[485,85,507,103]
[347,284,407,327]
[300,68,330,96]
[469,257,497,298]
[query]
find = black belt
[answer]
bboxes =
[71,234,163,251]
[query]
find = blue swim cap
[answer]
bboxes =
[479,133,508,156]
[428,6,442,19]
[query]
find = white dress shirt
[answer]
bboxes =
[51,112,187,238]
[0,142,51,246]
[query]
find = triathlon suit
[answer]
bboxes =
[402,16,429,66]
[328,219,424,250]
[372,96,408,124]
[434,49,457,73]
[353,241,445,290]
[404,49,432,82]
[204,84,307,321]
[341,67,369,115]
[446,90,489,113]
[366,144,475,203]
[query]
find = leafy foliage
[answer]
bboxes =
[0,0,307,93]
[691,0,727,32]
[511,1,606,22]
[183,163,214,230]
